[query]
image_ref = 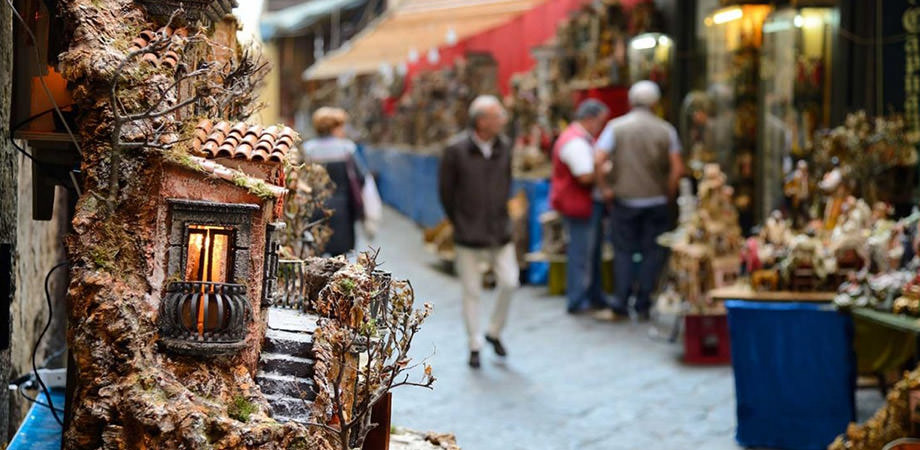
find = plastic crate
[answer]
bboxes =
[547,260,615,297]
[683,313,731,364]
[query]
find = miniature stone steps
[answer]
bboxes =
[256,307,321,423]
[259,352,315,378]
[255,372,316,400]
[262,328,315,356]
[262,394,315,422]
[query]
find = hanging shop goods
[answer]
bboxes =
[700,4,773,231]
[758,6,836,220]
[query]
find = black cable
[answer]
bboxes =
[17,381,65,416]
[9,104,81,192]
[32,261,68,426]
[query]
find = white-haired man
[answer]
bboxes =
[595,81,684,321]
[438,95,518,369]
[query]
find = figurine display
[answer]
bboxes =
[784,160,812,228]
[814,111,919,205]
[659,164,742,312]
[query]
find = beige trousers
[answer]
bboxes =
[455,242,519,351]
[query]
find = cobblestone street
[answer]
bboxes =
[360,208,887,449]
[358,208,741,450]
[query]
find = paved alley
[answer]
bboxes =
[358,208,742,450]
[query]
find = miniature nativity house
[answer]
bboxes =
[156,119,293,359]
[54,1,420,447]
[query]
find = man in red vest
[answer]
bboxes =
[550,99,610,313]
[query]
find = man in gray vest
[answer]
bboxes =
[594,81,684,321]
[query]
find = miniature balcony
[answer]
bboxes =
[158,281,252,356]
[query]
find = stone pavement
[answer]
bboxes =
[357,208,882,450]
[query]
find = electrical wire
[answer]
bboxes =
[18,380,65,416]
[6,0,83,157]
[31,261,68,426]
[9,104,75,165]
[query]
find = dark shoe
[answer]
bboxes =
[484,335,507,357]
[636,310,651,322]
[468,351,481,369]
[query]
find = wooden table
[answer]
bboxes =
[708,286,836,303]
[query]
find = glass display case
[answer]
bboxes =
[701,4,773,232]
[628,32,674,117]
[758,7,837,222]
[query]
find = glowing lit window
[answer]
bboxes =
[185,225,234,283]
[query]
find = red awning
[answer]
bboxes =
[406,0,647,95]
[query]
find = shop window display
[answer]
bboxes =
[759,7,837,222]
[700,4,773,232]
[627,32,673,117]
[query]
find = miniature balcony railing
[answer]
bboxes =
[274,260,310,311]
[272,260,391,320]
[158,281,252,356]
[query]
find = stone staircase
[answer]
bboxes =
[256,307,320,423]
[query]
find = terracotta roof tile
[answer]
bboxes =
[196,121,299,164]
[128,26,190,67]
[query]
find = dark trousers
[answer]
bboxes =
[562,203,607,311]
[610,202,670,313]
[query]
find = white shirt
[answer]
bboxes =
[471,132,495,159]
[558,123,594,177]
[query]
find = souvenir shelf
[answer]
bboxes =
[702,4,773,232]
[758,6,836,220]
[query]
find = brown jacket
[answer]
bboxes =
[438,131,512,248]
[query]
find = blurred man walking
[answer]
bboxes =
[439,95,518,369]
[550,99,610,314]
[595,81,684,321]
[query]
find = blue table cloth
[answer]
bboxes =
[725,300,855,450]
[8,389,65,450]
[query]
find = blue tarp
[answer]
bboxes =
[725,300,855,450]
[8,389,65,450]
[363,147,550,284]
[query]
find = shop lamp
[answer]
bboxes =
[631,35,658,50]
[713,7,743,25]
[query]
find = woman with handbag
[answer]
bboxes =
[301,107,367,256]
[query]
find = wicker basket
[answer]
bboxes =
[136,0,238,22]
